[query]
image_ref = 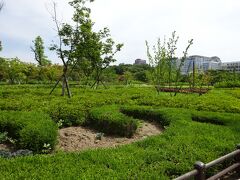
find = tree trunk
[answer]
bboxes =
[91,69,106,89]
[61,67,71,98]
[49,65,71,98]
[61,77,65,96]
[192,60,195,89]
[64,75,71,98]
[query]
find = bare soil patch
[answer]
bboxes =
[0,143,15,152]
[57,121,163,152]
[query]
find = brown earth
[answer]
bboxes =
[156,87,209,94]
[0,143,15,152]
[56,121,163,152]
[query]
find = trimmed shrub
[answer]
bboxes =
[0,111,58,153]
[47,104,86,127]
[192,112,226,125]
[0,108,240,179]
[88,105,138,137]
[120,106,171,127]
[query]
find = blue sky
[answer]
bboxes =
[0,0,240,64]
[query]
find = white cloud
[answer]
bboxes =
[0,0,240,64]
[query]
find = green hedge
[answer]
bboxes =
[1,85,240,114]
[88,105,138,137]
[120,106,171,127]
[0,107,240,179]
[0,111,58,153]
[214,81,240,88]
[46,103,87,127]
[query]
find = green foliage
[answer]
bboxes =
[208,70,240,85]
[31,36,51,66]
[0,58,27,84]
[49,0,123,96]
[146,32,193,95]
[113,64,152,84]
[47,103,86,127]
[120,106,171,127]
[0,111,58,153]
[214,81,240,88]
[0,131,8,143]
[0,105,239,179]
[0,84,240,177]
[1,85,240,114]
[0,58,62,84]
[89,105,138,137]
[134,71,148,82]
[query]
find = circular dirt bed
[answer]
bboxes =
[57,121,163,152]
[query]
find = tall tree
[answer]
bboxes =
[31,36,51,66]
[49,0,93,97]
[49,0,122,97]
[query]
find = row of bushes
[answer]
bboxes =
[0,105,141,154]
[1,85,240,114]
[88,106,139,137]
[0,111,58,153]
[1,85,240,154]
[120,106,171,127]
[0,105,142,155]
[46,104,87,127]
[0,106,240,179]
[214,81,240,88]
[1,103,238,155]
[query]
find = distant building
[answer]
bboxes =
[180,55,222,74]
[134,55,240,74]
[134,59,147,65]
[221,61,240,72]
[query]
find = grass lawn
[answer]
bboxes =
[0,85,240,179]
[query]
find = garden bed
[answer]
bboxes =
[57,121,163,152]
[157,87,209,94]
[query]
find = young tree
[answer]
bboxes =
[146,37,172,94]
[124,71,133,85]
[31,36,51,66]
[146,32,193,95]
[49,0,96,97]
[166,31,179,92]
[4,58,26,84]
[173,39,193,96]
[89,28,123,89]
[49,0,122,96]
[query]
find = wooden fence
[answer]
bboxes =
[175,145,240,180]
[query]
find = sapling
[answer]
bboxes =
[146,32,193,96]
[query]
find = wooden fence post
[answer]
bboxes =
[194,161,206,180]
[236,144,240,176]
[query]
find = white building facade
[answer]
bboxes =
[221,61,240,72]
[180,55,222,74]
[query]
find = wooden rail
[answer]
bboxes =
[175,144,240,180]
